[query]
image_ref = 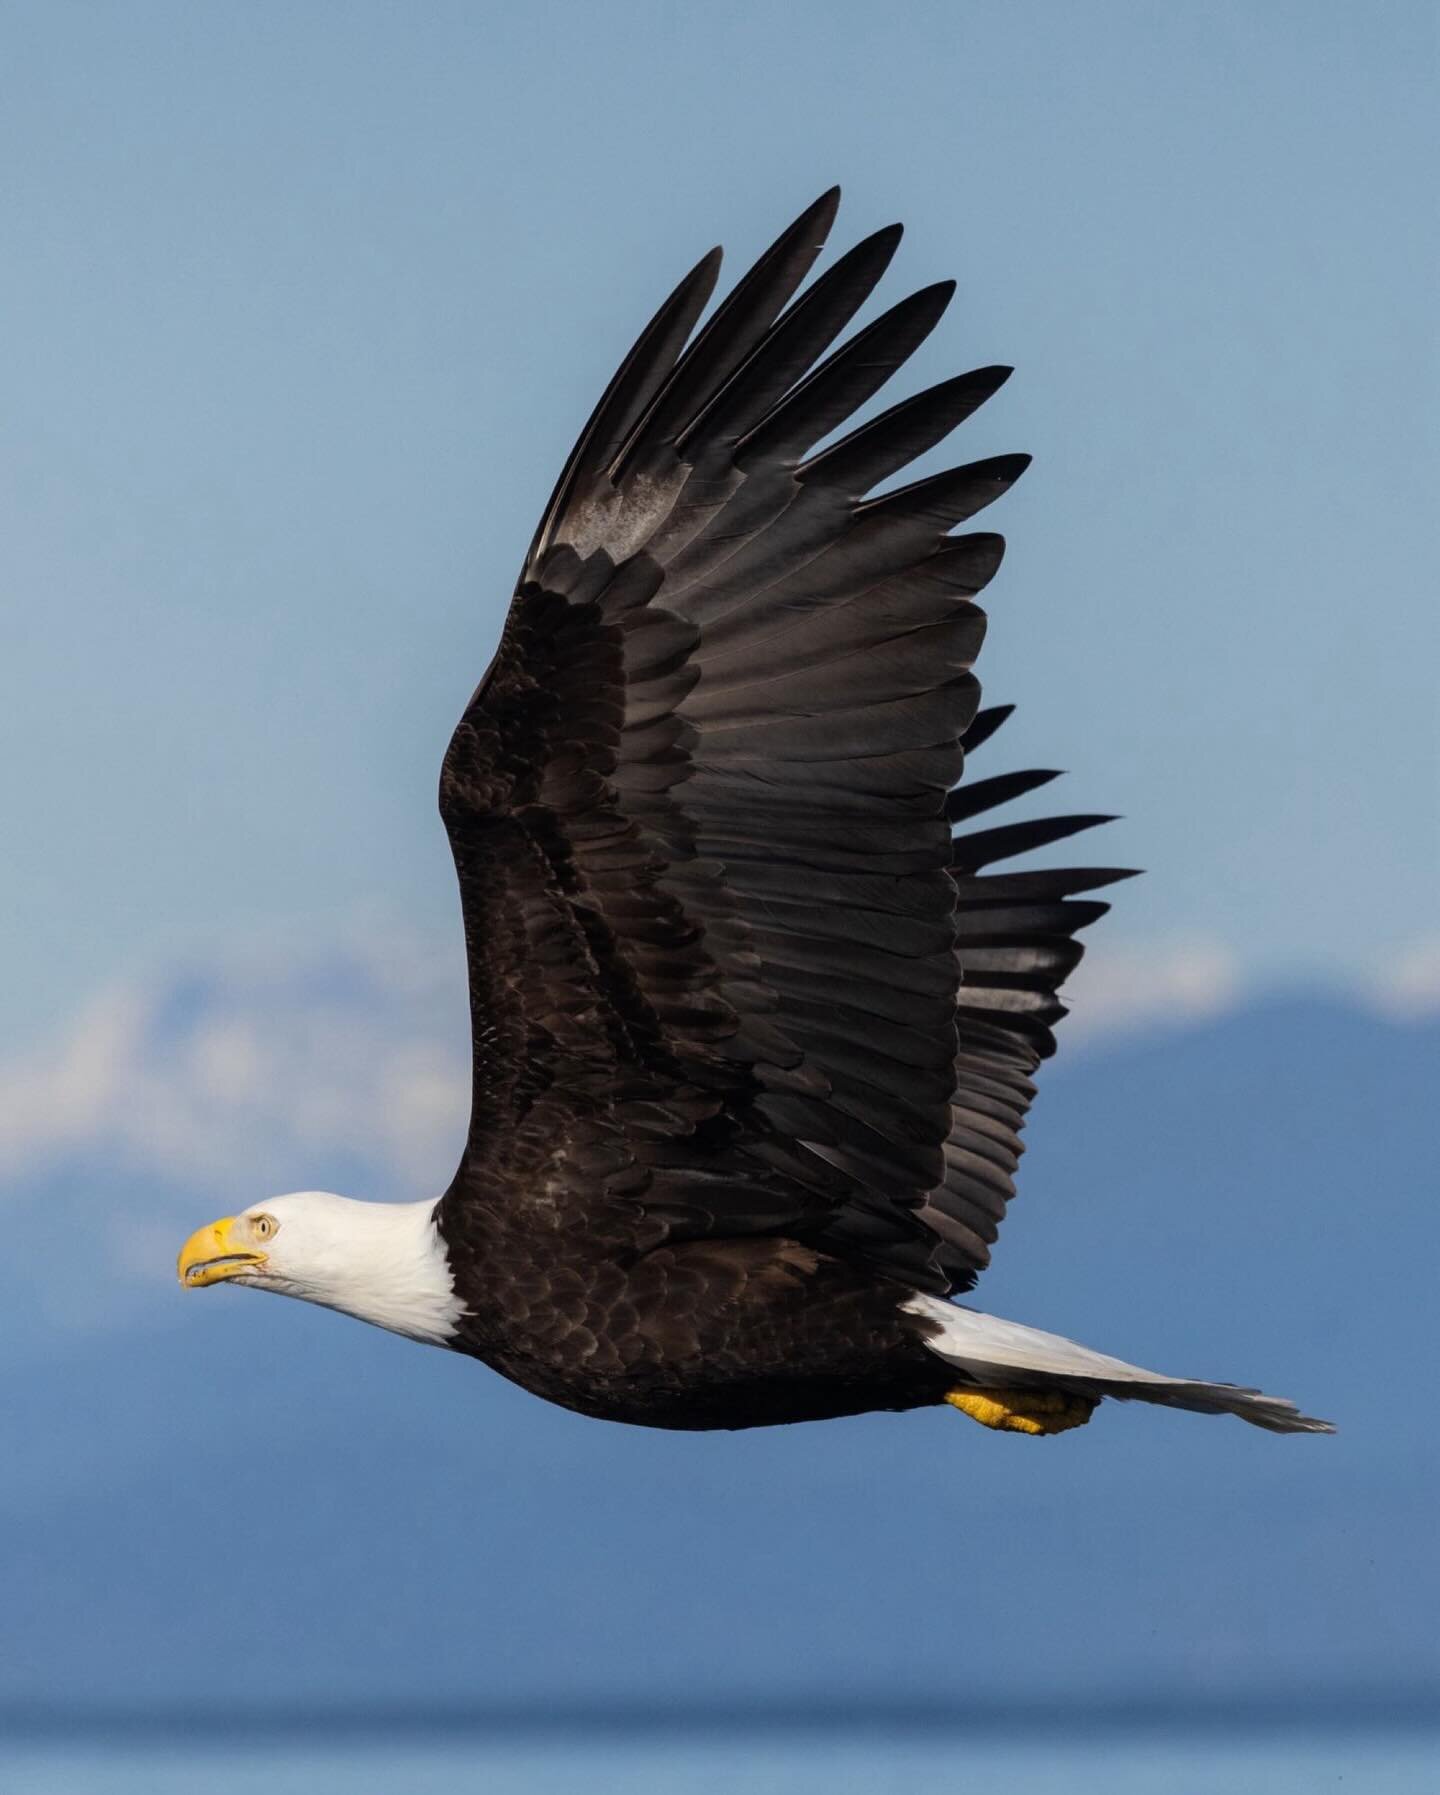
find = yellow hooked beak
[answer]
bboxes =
[177,1216,267,1288]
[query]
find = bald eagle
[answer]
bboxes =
[178,192,1331,1438]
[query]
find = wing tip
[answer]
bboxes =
[787,186,843,247]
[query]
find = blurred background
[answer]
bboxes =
[2,3,1436,1791]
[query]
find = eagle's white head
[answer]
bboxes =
[177,1192,464,1345]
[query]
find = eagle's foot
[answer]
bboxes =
[944,1386,1097,1435]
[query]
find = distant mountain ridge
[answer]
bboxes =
[3,994,1435,1708]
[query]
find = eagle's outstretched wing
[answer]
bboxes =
[438,191,1130,1295]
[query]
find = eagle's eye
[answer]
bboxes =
[252,1213,277,1241]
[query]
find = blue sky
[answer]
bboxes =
[2,0,1435,1053]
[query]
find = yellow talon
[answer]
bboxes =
[945,1387,1097,1436]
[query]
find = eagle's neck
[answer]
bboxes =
[270,1196,466,1346]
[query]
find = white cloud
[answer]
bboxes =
[0,985,146,1174]
[0,926,471,1203]
[1369,934,1440,1021]
[1057,936,1242,1046]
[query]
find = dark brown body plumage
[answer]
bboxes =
[431,192,1129,1430]
[440,1185,952,1428]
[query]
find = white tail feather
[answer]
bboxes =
[904,1294,1335,1435]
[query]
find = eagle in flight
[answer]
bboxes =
[179,191,1331,1438]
